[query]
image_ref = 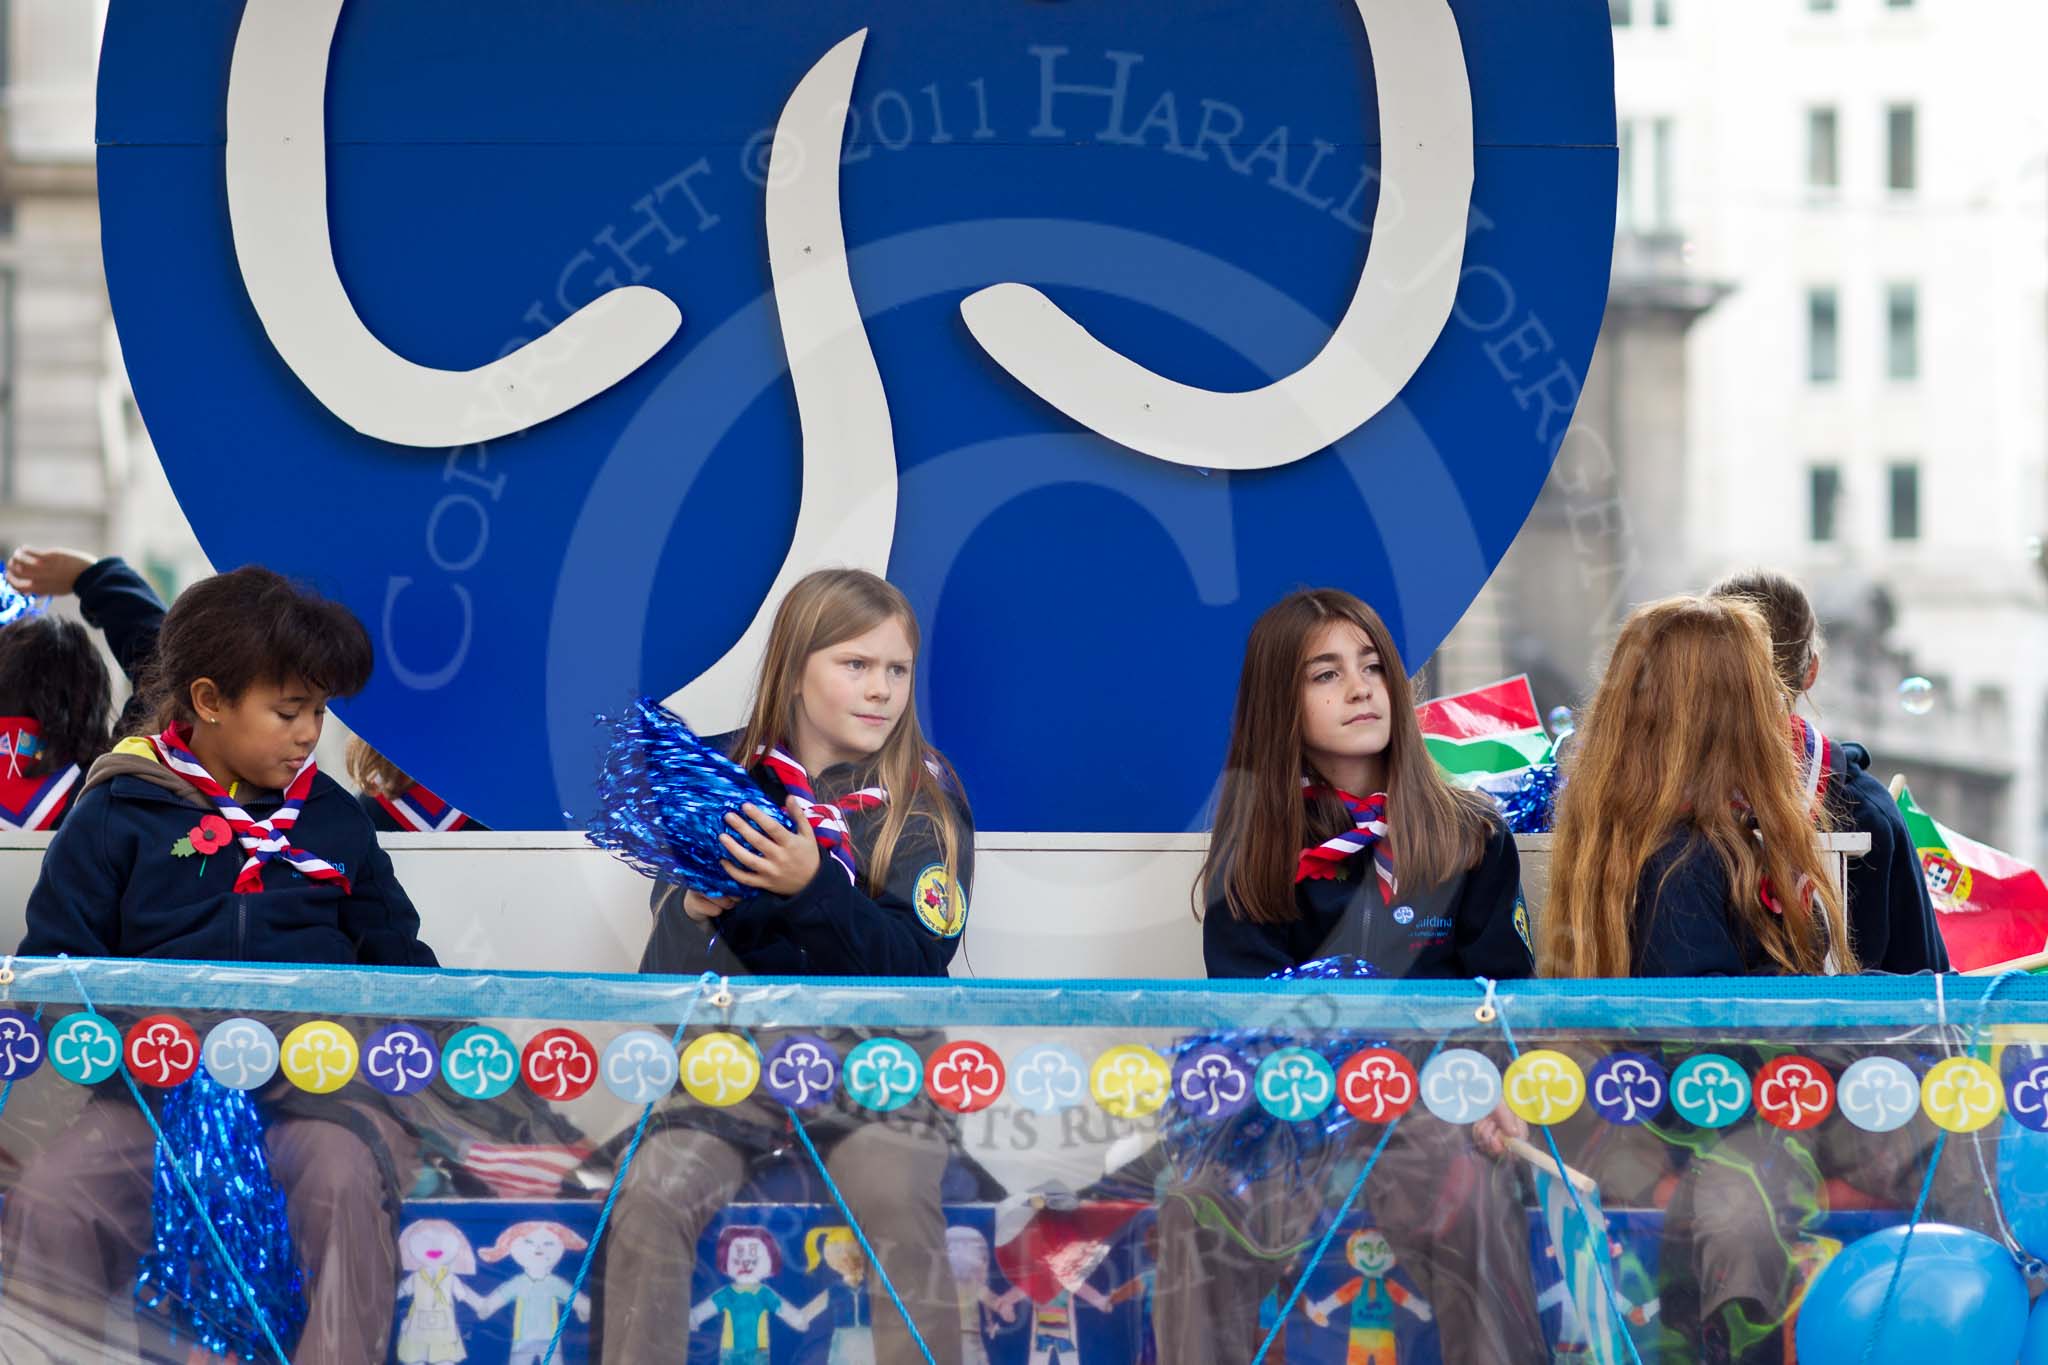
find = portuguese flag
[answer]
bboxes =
[1417,676,1554,787]
[1897,787,2048,972]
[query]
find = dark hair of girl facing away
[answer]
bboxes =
[1708,568,1821,700]
[0,616,114,770]
[1199,587,1493,925]
[138,565,373,730]
[1543,594,1853,978]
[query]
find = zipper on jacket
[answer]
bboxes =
[235,894,247,960]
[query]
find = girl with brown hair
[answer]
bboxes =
[1155,588,1545,1365]
[1545,595,1856,1364]
[1200,587,1531,979]
[598,568,971,1364]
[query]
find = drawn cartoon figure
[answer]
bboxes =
[1255,1272,1297,1365]
[395,1219,483,1364]
[1534,1175,1658,1365]
[1103,1220,1160,1365]
[1304,1230,1432,1365]
[947,1226,1022,1365]
[800,1226,877,1365]
[1780,1235,1843,1365]
[1537,1232,1660,1363]
[992,1236,1114,1365]
[690,1224,812,1365]
[474,1220,593,1365]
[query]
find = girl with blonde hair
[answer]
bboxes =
[597,568,971,1365]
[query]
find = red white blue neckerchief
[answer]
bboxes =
[1789,714,1834,818]
[1296,777,1397,900]
[1746,715,1833,917]
[0,718,75,830]
[755,744,888,884]
[149,724,351,894]
[375,781,473,832]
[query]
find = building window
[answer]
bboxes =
[1886,283,1919,381]
[1807,0,1834,11]
[1653,0,1672,25]
[1809,465,1841,543]
[1886,103,1917,192]
[1886,0,1914,8]
[1888,462,1920,540]
[1651,118,1675,228]
[1807,107,1839,191]
[1610,0,1631,24]
[1808,288,1839,384]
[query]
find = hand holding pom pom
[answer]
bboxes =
[587,698,801,900]
[719,797,821,896]
[684,891,738,922]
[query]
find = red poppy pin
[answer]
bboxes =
[172,814,233,864]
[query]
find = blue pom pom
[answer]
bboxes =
[586,697,800,899]
[0,580,48,629]
[1494,763,1561,834]
[137,1074,306,1359]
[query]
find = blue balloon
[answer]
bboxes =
[1795,1224,2026,1365]
[2000,1111,2048,1260]
[2023,1291,2048,1364]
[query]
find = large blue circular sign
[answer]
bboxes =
[99,0,1614,829]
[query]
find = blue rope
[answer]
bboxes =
[1248,1034,1450,1365]
[1859,970,2024,1365]
[734,1019,939,1365]
[540,971,717,1365]
[60,956,294,1365]
[778,1100,940,1365]
[1481,976,1647,1365]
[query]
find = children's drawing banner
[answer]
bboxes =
[95,0,1617,831]
[0,964,2044,1362]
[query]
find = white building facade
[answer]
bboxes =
[1608,0,2048,851]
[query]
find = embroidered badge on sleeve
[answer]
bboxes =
[912,863,967,938]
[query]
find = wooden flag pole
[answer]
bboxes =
[1504,1136,1598,1195]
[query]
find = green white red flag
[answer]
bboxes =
[1416,676,1554,787]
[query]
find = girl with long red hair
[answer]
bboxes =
[1545,595,1856,1363]
[1543,594,1853,980]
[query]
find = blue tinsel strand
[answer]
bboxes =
[137,1073,306,1360]
[1494,762,1561,834]
[0,580,47,628]
[1268,955,1382,982]
[586,696,799,900]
